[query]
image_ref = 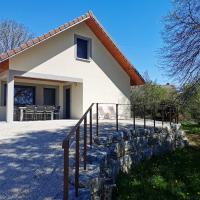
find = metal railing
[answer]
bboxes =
[62,102,179,199]
[62,103,95,200]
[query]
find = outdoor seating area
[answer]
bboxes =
[14,105,60,121]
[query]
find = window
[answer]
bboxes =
[75,35,91,60]
[44,88,56,105]
[4,85,35,106]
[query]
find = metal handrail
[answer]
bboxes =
[62,103,94,148]
[62,102,179,199]
[62,103,95,200]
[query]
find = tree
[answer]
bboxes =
[131,71,177,106]
[180,85,200,123]
[161,0,200,88]
[131,81,178,120]
[0,20,33,53]
[131,83,177,105]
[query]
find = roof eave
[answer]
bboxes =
[0,14,90,63]
[0,11,145,85]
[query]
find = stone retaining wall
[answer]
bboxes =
[68,124,188,200]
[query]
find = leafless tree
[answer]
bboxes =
[161,0,200,89]
[0,19,33,53]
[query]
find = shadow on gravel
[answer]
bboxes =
[0,120,156,200]
[0,126,74,200]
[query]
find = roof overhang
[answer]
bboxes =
[0,60,9,73]
[0,11,145,85]
[86,12,144,85]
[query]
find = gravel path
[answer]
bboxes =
[0,119,168,200]
[0,120,77,200]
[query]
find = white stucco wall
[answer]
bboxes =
[9,22,130,117]
[71,83,83,118]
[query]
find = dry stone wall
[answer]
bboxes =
[68,124,188,200]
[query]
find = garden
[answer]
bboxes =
[115,122,200,200]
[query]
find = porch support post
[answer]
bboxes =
[59,83,64,119]
[6,72,14,122]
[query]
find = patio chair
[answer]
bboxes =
[98,106,107,119]
[35,105,45,120]
[107,106,116,119]
[14,107,20,121]
[108,106,126,120]
[23,105,36,121]
[44,106,54,120]
[54,106,60,119]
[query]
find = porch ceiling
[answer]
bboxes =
[10,70,83,84]
[14,77,69,85]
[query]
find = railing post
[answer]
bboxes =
[90,108,92,146]
[83,116,87,170]
[144,105,146,129]
[116,104,119,131]
[75,126,80,197]
[62,103,95,199]
[169,106,172,125]
[153,104,156,131]
[176,106,179,124]
[133,104,136,131]
[96,103,99,136]
[63,140,69,200]
[175,106,177,124]
[162,105,164,128]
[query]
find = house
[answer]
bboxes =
[0,11,144,122]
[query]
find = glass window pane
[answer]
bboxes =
[77,38,88,59]
[14,85,35,106]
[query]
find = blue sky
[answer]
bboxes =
[0,0,172,84]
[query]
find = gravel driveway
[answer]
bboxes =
[0,120,77,200]
[0,119,167,200]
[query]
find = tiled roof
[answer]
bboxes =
[0,11,144,85]
[0,13,90,62]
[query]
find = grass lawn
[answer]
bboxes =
[182,121,200,147]
[181,121,200,135]
[115,122,200,200]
